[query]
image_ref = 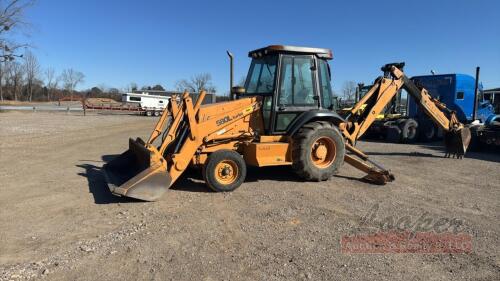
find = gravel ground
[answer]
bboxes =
[0,111,499,281]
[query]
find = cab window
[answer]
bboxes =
[318,59,333,109]
[278,56,316,106]
[262,96,272,130]
[245,56,278,94]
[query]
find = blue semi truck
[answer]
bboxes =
[366,69,500,149]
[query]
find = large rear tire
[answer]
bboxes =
[203,150,247,192]
[419,120,436,142]
[400,119,418,143]
[385,125,402,143]
[467,126,481,152]
[292,121,345,181]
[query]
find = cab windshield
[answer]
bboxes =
[245,56,278,94]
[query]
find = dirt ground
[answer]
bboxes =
[0,111,499,281]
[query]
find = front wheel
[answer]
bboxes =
[292,121,345,181]
[203,150,247,192]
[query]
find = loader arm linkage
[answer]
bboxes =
[103,91,261,201]
[154,91,260,185]
[338,64,471,184]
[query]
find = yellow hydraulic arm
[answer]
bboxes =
[103,90,264,201]
[338,63,471,184]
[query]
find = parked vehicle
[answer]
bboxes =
[363,67,499,146]
[122,92,170,116]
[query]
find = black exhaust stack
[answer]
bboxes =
[472,66,480,122]
[227,51,234,100]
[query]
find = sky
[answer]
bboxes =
[14,0,500,94]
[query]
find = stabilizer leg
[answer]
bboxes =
[343,143,395,185]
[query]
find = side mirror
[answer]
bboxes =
[231,86,245,98]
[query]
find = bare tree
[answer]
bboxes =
[0,59,5,101]
[23,50,39,101]
[0,1,35,101]
[342,81,357,101]
[151,84,165,91]
[97,83,108,93]
[125,82,137,92]
[0,0,35,61]
[7,61,23,100]
[175,73,216,93]
[59,68,84,100]
[44,67,57,101]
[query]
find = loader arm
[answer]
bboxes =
[338,64,471,184]
[161,93,261,185]
[103,91,262,201]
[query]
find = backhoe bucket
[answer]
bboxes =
[444,127,471,158]
[103,138,171,201]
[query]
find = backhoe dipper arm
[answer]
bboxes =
[392,66,471,158]
[393,67,454,131]
[339,64,471,184]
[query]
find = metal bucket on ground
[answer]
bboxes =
[102,138,172,201]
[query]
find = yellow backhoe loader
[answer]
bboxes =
[103,45,471,201]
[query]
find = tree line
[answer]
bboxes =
[0,0,84,102]
[0,0,233,103]
[0,51,87,102]
[0,1,223,103]
[0,0,94,102]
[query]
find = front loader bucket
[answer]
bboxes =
[444,127,471,158]
[103,138,172,201]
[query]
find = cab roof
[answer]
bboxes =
[248,45,333,60]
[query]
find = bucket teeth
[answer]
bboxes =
[444,127,471,159]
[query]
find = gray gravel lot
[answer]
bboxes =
[0,111,498,281]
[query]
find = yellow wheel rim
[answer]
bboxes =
[214,160,238,185]
[310,136,336,168]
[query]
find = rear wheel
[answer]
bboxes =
[292,121,345,181]
[467,126,481,152]
[419,121,436,142]
[154,111,160,117]
[385,125,402,142]
[203,150,247,192]
[146,111,153,117]
[400,119,418,143]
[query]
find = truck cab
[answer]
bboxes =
[410,74,495,124]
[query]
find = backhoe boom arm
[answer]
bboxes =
[338,64,471,184]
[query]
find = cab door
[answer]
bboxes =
[272,55,319,134]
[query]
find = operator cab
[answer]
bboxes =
[242,45,335,134]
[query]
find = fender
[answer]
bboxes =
[286,110,345,136]
[485,114,500,126]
